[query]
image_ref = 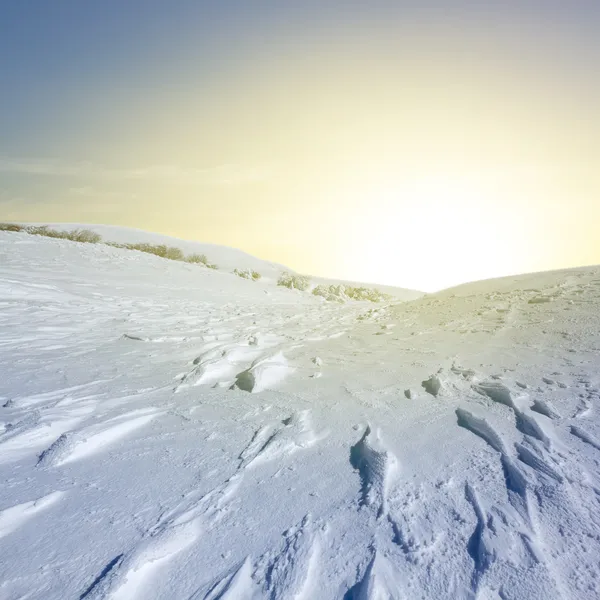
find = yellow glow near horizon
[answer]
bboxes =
[344,176,519,291]
[300,168,538,291]
[4,30,600,292]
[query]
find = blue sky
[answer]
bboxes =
[2,1,597,157]
[1,1,597,149]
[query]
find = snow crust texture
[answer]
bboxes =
[1,231,600,599]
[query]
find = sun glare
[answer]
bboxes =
[339,173,529,292]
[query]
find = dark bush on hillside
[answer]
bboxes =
[25,226,101,243]
[345,286,391,302]
[105,240,218,266]
[233,268,261,281]
[122,243,152,253]
[277,272,310,291]
[13,224,221,267]
[312,284,346,303]
[185,253,208,265]
[0,223,24,232]
[122,243,183,261]
[66,229,102,243]
[313,283,391,303]
[26,225,54,237]
[163,246,184,261]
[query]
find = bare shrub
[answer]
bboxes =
[0,223,24,232]
[65,229,102,243]
[233,268,261,280]
[26,225,53,236]
[185,253,208,265]
[123,243,183,261]
[163,246,184,261]
[313,284,390,303]
[23,226,101,243]
[277,272,310,291]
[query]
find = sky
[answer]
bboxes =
[1,1,599,291]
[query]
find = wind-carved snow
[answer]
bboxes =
[350,426,399,519]
[38,409,161,467]
[472,380,516,408]
[234,352,294,394]
[0,491,65,539]
[198,557,257,600]
[349,551,406,600]
[86,515,204,600]
[256,514,324,600]
[175,340,295,394]
[455,372,600,598]
[239,410,326,469]
[570,425,600,451]
[1,229,600,599]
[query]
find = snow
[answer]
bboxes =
[19,223,290,284]
[1,229,600,599]
[17,224,423,301]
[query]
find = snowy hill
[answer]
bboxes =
[17,223,423,300]
[19,223,292,284]
[1,231,600,599]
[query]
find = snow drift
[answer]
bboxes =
[0,229,599,599]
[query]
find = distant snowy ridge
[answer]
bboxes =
[8,222,424,300]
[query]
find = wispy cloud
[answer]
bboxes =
[0,157,273,186]
[67,186,140,200]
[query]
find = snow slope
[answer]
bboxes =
[1,230,599,599]
[20,223,291,284]
[18,224,423,300]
